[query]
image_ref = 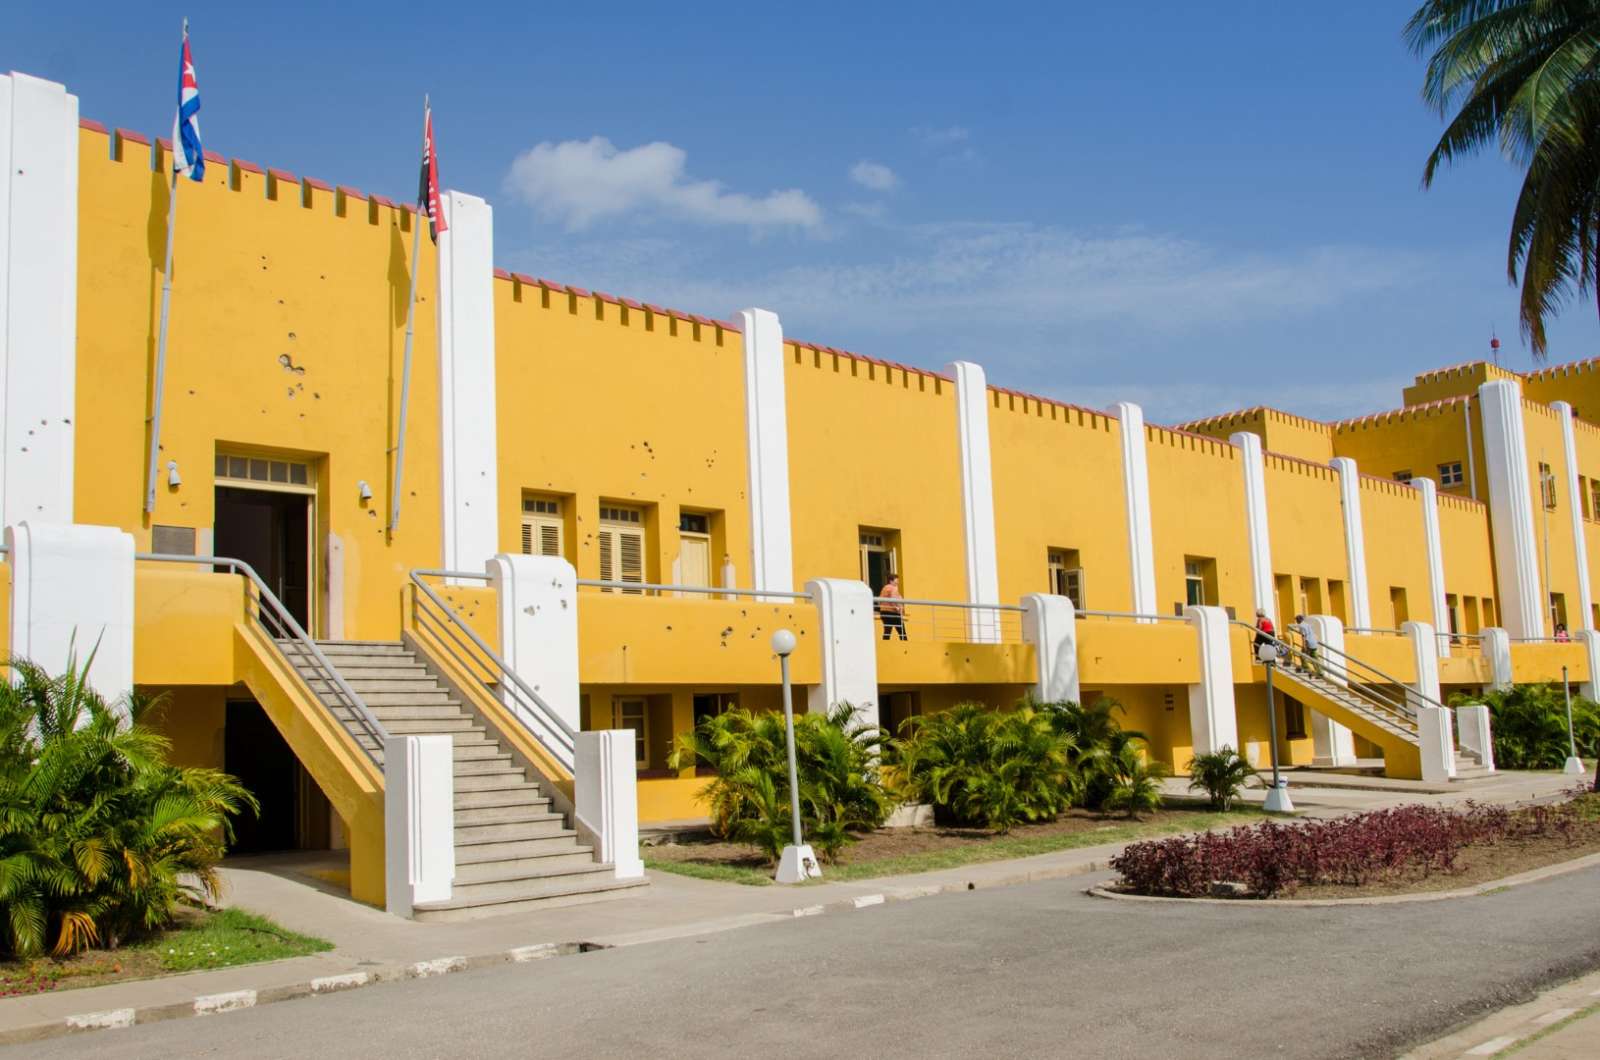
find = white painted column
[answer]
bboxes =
[1330,458,1373,628]
[384,733,455,917]
[1551,401,1594,631]
[1478,380,1545,638]
[574,731,645,880]
[1455,704,1495,772]
[1575,628,1600,699]
[1402,620,1442,708]
[1482,627,1514,691]
[1402,619,1454,779]
[436,190,499,573]
[487,553,580,743]
[0,73,79,525]
[6,522,134,704]
[1304,615,1356,766]
[1229,432,1276,626]
[1185,605,1239,755]
[805,577,878,725]
[946,361,1001,640]
[1414,477,1450,658]
[1022,593,1080,704]
[738,308,795,595]
[1110,402,1158,616]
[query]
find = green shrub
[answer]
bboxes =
[1037,698,1146,810]
[892,703,1078,832]
[1103,742,1169,819]
[668,703,889,863]
[0,655,257,957]
[1187,747,1257,811]
[1453,684,1600,769]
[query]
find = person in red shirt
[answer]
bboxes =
[1253,608,1276,657]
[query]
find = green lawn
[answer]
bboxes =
[644,807,1267,887]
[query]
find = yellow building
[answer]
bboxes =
[2,71,1597,917]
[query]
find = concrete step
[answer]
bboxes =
[355,691,457,708]
[446,863,627,903]
[314,677,448,695]
[365,706,469,723]
[383,718,480,735]
[455,818,575,843]
[410,875,646,922]
[454,833,585,859]
[454,788,549,811]
[453,805,564,828]
[451,747,516,765]
[313,640,410,654]
[453,770,535,792]
[453,849,599,881]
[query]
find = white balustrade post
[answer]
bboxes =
[1574,629,1600,700]
[1022,594,1080,704]
[806,578,878,726]
[1304,615,1356,766]
[384,734,455,917]
[1185,605,1239,757]
[575,731,644,879]
[1405,620,1454,781]
[1455,704,1496,772]
[1482,627,1513,691]
[486,553,580,738]
[6,522,134,706]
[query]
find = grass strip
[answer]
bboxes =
[133,907,333,973]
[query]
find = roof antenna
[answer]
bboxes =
[1489,324,1501,367]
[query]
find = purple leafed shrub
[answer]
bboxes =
[1110,797,1596,898]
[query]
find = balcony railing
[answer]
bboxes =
[575,578,811,601]
[1076,608,1190,625]
[871,597,1024,644]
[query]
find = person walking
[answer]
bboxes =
[878,573,907,640]
[1252,608,1276,661]
[1288,614,1322,677]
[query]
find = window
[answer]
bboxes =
[597,506,645,592]
[1390,586,1409,626]
[1283,696,1307,740]
[1445,593,1460,637]
[859,529,900,593]
[1299,576,1323,617]
[1539,462,1558,510]
[1463,596,1481,634]
[1550,592,1568,632]
[1583,476,1594,521]
[1183,558,1211,608]
[214,452,313,492]
[1328,580,1348,624]
[1591,479,1600,523]
[1393,469,1413,484]
[691,693,736,731]
[521,495,564,558]
[612,697,648,767]
[1047,548,1084,609]
[678,511,713,588]
[1438,461,1464,488]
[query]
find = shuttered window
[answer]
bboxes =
[521,496,563,558]
[598,506,645,593]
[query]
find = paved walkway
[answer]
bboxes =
[1404,965,1600,1058]
[0,768,1582,1045]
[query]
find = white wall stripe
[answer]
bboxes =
[1330,458,1372,628]
[1111,403,1158,616]
[1230,432,1276,625]
[739,308,794,594]
[946,361,1000,640]
[1552,401,1594,631]
[1479,379,1545,638]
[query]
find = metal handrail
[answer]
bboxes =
[135,552,385,763]
[1077,608,1190,624]
[1232,621,1421,726]
[410,569,576,771]
[576,578,811,600]
[1510,636,1572,644]
[1347,626,1408,637]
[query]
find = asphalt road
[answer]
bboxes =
[19,867,1600,1060]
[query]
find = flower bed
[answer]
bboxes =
[1109,792,1600,899]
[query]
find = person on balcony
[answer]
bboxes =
[1555,623,1571,643]
[878,574,907,640]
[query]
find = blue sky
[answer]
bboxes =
[8,2,1592,423]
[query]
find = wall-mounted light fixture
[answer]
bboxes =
[166,460,182,487]
[358,480,373,502]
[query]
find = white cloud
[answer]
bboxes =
[503,137,822,231]
[849,160,900,191]
[912,124,970,148]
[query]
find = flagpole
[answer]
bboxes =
[145,18,187,516]
[390,94,428,534]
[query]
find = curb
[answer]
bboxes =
[1,859,1114,1046]
[1086,850,1600,908]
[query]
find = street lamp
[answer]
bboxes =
[1257,642,1295,813]
[1562,666,1585,776]
[771,629,820,883]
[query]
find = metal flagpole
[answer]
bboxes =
[390,94,428,534]
[145,19,186,515]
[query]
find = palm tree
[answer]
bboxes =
[1407,2,1600,356]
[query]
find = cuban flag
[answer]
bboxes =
[417,104,447,241]
[172,26,203,181]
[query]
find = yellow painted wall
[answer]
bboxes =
[1331,396,1483,501]
[1436,494,1498,627]
[1143,426,1252,616]
[988,394,1131,609]
[75,128,441,641]
[1355,478,1432,631]
[1401,362,1515,406]
[1176,407,1334,464]
[1262,454,1349,620]
[784,344,965,600]
[1524,400,1580,636]
[578,595,819,687]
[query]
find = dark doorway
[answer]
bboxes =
[224,699,332,853]
[214,485,311,628]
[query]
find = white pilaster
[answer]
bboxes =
[1415,478,1450,657]
[805,577,878,726]
[1416,705,1457,784]
[6,522,134,704]
[436,190,499,573]
[1455,704,1496,772]
[1230,432,1276,626]
[1478,380,1544,638]
[1552,401,1594,631]
[1575,628,1600,699]
[738,308,795,595]
[1330,458,1372,628]
[1402,620,1442,707]
[1110,402,1158,616]
[1304,615,1356,766]
[487,553,580,753]
[1482,627,1513,691]
[945,361,1001,640]
[1022,593,1080,704]
[1185,605,1239,755]
[574,731,645,880]
[0,73,79,525]
[384,734,455,917]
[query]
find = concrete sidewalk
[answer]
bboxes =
[1404,965,1600,1058]
[0,768,1583,1046]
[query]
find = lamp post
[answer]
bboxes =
[1258,642,1295,813]
[771,629,820,883]
[1562,666,1585,775]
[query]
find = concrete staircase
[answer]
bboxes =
[1272,665,1421,746]
[278,639,645,921]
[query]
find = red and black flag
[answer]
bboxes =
[418,103,447,241]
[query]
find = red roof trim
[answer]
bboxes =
[267,167,298,182]
[492,268,512,281]
[78,118,108,134]
[232,158,264,174]
[336,184,365,200]
[302,177,333,191]
[114,128,151,145]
